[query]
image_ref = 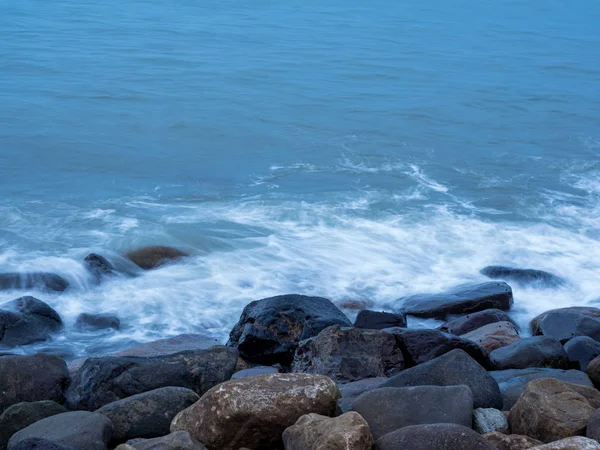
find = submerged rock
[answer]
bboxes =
[480,266,564,287]
[353,310,407,330]
[0,296,63,347]
[125,246,188,270]
[74,313,120,332]
[490,336,569,370]
[374,424,495,450]
[83,254,115,281]
[439,308,517,336]
[531,307,600,342]
[0,273,69,293]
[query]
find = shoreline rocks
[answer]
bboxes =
[0,297,63,347]
[0,273,69,293]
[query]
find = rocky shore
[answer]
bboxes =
[2,247,600,449]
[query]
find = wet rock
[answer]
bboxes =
[337,377,387,413]
[116,432,207,450]
[398,282,513,319]
[74,313,120,331]
[84,254,115,281]
[490,336,568,370]
[8,411,113,450]
[231,366,279,379]
[352,385,473,440]
[0,273,69,293]
[0,354,70,414]
[374,424,495,450]
[227,294,352,366]
[480,266,564,287]
[353,310,406,330]
[125,246,188,270]
[282,412,373,450]
[462,321,521,353]
[66,346,237,410]
[531,437,600,449]
[473,408,508,434]
[171,373,340,450]
[0,297,63,347]
[380,349,502,409]
[292,325,404,383]
[564,336,600,371]
[509,378,600,442]
[439,308,518,336]
[531,307,600,342]
[482,432,542,450]
[9,439,77,450]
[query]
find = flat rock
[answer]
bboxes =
[564,336,600,371]
[490,336,568,370]
[125,246,188,270]
[480,266,564,287]
[0,273,69,293]
[74,313,120,331]
[231,366,279,379]
[483,432,542,449]
[352,385,473,440]
[439,309,518,336]
[374,424,495,450]
[116,432,207,450]
[353,310,406,330]
[531,437,600,449]
[227,294,352,366]
[398,282,513,319]
[462,321,521,353]
[0,296,63,347]
[337,377,388,413]
[282,412,373,450]
[171,373,340,450]
[473,408,508,434]
[292,325,404,383]
[531,307,600,343]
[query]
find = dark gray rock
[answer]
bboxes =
[9,439,77,450]
[480,266,564,287]
[337,377,388,413]
[0,354,70,414]
[531,307,600,343]
[374,424,496,450]
[74,313,120,332]
[227,294,352,366]
[352,385,473,440]
[231,366,279,379]
[0,297,63,347]
[65,346,237,411]
[587,407,600,442]
[490,336,568,370]
[83,254,115,281]
[354,310,407,330]
[439,309,517,336]
[0,273,69,293]
[292,325,404,383]
[95,387,199,443]
[117,431,208,450]
[380,349,502,409]
[490,367,594,409]
[125,246,188,270]
[564,336,600,371]
[398,282,513,319]
[8,411,113,450]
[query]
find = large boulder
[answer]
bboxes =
[509,378,600,442]
[282,412,373,450]
[531,437,600,449]
[473,408,509,434]
[490,336,569,370]
[337,378,387,413]
[462,321,521,353]
[291,325,404,383]
[115,432,207,450]
[352,385,473,440]
[171,373,340,450]
[0,355,70,414]
[83,254,115,281]
[480,266,564,287]
[380,349,502,409]
[353,310,406,330]
[124,246,188,270]
[531,307,600,342]
[374,424,495,450]
[491,368,595,410]
[398,282,513,319]
[0,273,69,293]
[564,336,600,371]
[95,387,199,443]
[0,297,63,347]
[8,411,113,450]
[65,346,237,410]
[227,295,352,366]
[74,313,120,332]
[482,432,542,449]
[439,309,517,336]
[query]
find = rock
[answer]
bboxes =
[116,432,207,450]
[125,246,188,270]
[462,321,521,352]
[0,401,68,450]
[84,254,115,280]
[473,408,508,434]
[352,385,473,440]
[65,346,237,410]
[482,432,542,449]
[291,325,404,383]
[509,378,600,442]
[95,387,198,443]
[0,273,69,293]
[9,439,78,450]
[588,355,600,387]
[531,437,600,449]
[587,407,600,442]
[337,378,388,413]
[231,366,279,379]
[8,411,113,450]
[398,282,513,319]
[380,349,503,409]
[374,424,496,450]
[353,310,406,330]
[480,266,564,287]
[490,336,568,370]
[74,313,120,331]
[491,367,594,409]
[227,294,352,366]
[0,297,63,347]
[0,355,70,414]
[385,328,493,369]
[564,336,600,371]
[282,412,373,450]
[531,307,600,343]
[171,373,340,450]
[440,309,518,336]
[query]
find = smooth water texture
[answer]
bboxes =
[1,0,600,358]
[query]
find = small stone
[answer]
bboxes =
[473,408,508,434]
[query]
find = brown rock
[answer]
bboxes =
[587,355,600,387]
[483,432,541,449]
[530,437,600,449]
[282,412,373,450]
[125,246,188,270]
[462,321,521,353]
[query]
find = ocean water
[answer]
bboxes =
[1,0,600,358]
